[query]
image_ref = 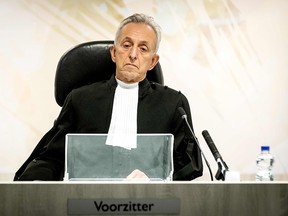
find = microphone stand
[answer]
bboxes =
[215,158,229,181]
[201,130,229,181]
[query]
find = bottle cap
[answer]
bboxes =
[261,146,270,151]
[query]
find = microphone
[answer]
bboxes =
[178,107,214,181]
[202,130,229,180]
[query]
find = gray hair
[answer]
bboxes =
[114,13,161,52]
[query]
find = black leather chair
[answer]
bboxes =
[55,40,164,106]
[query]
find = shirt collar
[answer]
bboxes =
[115,77,138,89]
[108,74,152,98]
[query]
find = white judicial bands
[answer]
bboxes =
[67,198,180,215]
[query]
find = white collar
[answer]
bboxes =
[116,77,138,89]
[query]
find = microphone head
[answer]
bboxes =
[202,130,222,160]
[177,107,187,119]
[202,130,209,137]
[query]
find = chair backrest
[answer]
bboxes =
[54,40,164,106]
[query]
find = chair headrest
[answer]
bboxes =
[54,40,164,106]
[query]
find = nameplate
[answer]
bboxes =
[67,198,180,215]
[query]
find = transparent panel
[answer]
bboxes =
[64,134,174,181]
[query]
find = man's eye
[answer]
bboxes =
[123,43,131,48]
[140,47,148,52]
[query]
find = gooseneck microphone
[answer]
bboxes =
[202,130,229,180]
[178,107,214,181]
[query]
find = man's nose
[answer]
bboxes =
[129,47,137,61]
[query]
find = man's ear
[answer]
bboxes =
[148,54,160,71]
[110,45,116,62]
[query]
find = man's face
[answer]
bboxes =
[110,23,159,83]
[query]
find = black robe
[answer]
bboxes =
[14,76,203,181]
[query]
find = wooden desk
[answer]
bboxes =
[0,182,287,216]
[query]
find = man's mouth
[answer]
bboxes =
[125,63,138,69]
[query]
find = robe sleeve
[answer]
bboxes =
[172,94,203,180]
[14,92,75,181]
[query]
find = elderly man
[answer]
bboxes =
[14,13,203,181]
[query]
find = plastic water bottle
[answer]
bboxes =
[256,146,274,181]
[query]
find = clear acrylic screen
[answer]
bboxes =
[65,134,174,181]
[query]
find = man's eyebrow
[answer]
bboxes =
[121,37,149,46]
[121,36,132,42]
